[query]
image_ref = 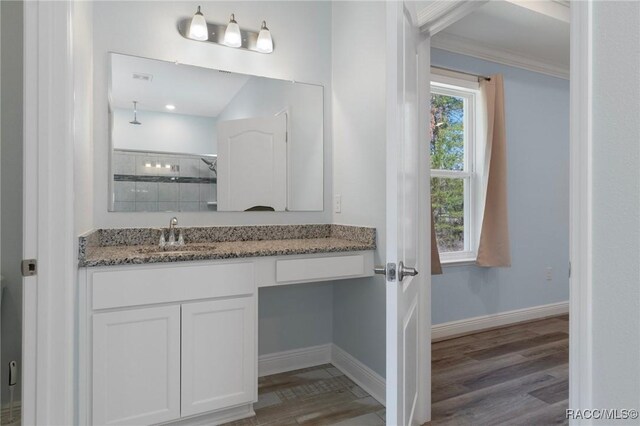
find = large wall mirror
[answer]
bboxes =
[108,53,324,212]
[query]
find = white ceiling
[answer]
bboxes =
[429,1,570,76]
[110,54,250,117]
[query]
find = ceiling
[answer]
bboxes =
[110,54,251,117]
[428,1,570,78]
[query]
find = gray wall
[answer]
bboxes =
[431,49,570,325]
[1,0,23,405]
[331,1,388,377]
[259,282,333,355]
[591,2,640,416]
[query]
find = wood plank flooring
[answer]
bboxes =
[429,315,569,425]
[225,315,568,426]
[224,365,385,426]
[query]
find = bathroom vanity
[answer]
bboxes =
[78,224,375,425]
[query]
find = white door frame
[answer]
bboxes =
[568,0,593,414]
[420,0,593,420]
[22,1,76,425]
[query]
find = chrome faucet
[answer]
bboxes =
[168,217,179,245]
[159,217,184,249]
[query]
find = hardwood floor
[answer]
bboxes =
[226,315,568,426]
[429,315,569,425]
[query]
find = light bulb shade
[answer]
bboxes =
[223,16,242,47]
[188,7,208,41]
[256,24,273,53]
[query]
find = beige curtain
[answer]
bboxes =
[476,74,511,267]
[431,209,442,275]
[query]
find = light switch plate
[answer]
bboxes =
[334,195,342,213]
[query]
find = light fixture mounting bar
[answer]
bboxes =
[178,19,273,54]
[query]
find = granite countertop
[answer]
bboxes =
[79,224,376,267]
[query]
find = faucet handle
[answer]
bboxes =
[159,231,166,248]
[178,230,185,246]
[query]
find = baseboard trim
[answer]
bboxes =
[258,343,386,406]
[163,403,254,426]
[258,343,332,377]
[432,301,569,341]
[331,344,386,406]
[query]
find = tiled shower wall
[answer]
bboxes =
[112,150,217,212]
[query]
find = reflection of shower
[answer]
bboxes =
[201,157,217,176]
[129,101,141,125]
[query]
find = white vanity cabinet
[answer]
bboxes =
[79,251,373,425]
[92,306,182,426]
[181,298,255,417]
[80,260,258,426]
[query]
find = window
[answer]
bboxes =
[430,75,480,263]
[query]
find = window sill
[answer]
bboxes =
[440,258,477,267]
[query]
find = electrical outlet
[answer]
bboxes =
[545,267,553,281]
[334,195,342,213]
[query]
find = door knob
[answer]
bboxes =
[398,261,418,281]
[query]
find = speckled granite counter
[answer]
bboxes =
[78,224,376,267]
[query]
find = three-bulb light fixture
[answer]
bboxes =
[186,6,273,54]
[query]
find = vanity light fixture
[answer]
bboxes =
[256,21,273,53]
[178,9,273,54]
[223,14,242,48]
[188,6,208,41]
[165,104,176,111]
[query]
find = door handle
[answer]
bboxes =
[398,261,418,281]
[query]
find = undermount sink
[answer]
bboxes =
[136,244,215,255]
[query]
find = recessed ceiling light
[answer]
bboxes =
[165,104,176,110]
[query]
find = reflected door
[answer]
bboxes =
[217,115,287,211]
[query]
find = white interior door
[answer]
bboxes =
[385,2,431,425]
[217,115,287,211]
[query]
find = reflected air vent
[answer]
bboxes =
[132,73,153,82]
[218,70,232,74]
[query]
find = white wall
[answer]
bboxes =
[591,2,640,415]
[0,0,23,405]
[92,1,332,227]
[331,1,388,377]
[112,108,217,155]
[430,49,570,325]
[217,77,324,211]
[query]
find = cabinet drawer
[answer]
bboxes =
[92,262,255,310]
[276,254,366,283]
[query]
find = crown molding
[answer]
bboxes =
[418,1,488,35]
[431,32,570,80]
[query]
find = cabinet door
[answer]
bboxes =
[181,297,256,417]
[93,306,180,425]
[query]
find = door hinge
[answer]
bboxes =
[568,261,571,278]
[21,259,37,277]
